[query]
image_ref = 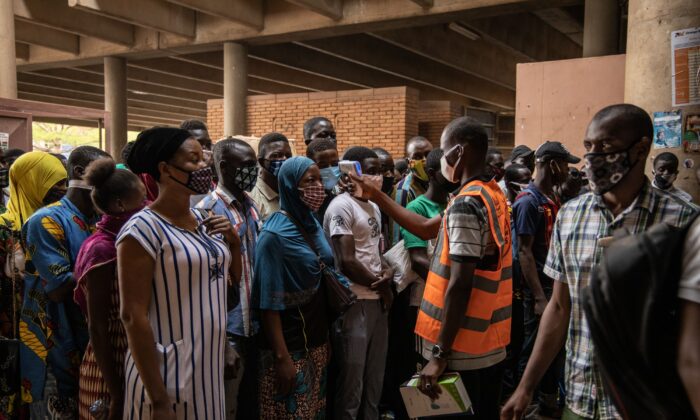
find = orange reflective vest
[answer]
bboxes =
[414,178,513,355]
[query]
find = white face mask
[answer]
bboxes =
[68,180,93,191]
[440,145,462,184]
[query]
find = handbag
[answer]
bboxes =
[279,211,356,320]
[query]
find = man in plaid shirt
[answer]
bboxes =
[502,104,698,420]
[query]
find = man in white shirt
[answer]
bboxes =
[324,146,394,420]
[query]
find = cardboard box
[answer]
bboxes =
[400,372,472,418]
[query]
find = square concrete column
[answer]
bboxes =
[223,42,248,137]
[104,56,128,158]
[625,0,700,200]
[583,0,620,57]
[0,0,17,99]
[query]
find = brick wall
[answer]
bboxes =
[417,100,464,147]
[207,86,420,158]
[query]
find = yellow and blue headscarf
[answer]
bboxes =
[1,151,67,229]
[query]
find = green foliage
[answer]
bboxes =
[32,122,140,153]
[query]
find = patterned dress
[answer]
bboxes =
[73,214,131,420]
[0,220,25,420]
[19,197,93,416]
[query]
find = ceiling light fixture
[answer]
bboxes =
[448,22,481,41]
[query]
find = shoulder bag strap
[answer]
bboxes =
[279,210,327,269]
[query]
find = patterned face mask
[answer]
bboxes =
[583,145,636,195]
[298,184,326,212]
[171,165,213,195]
[266,159,285,178]
[234,166,258,192]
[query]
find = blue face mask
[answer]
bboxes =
[319,166,341,191]
[266,159,285,178]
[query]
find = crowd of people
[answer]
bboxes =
[0,103,697,420]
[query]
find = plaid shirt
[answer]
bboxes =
[544,181,697,419]
[195,186,262,337]
[392,171,428,245]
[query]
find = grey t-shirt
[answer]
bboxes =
[324,193,382,300]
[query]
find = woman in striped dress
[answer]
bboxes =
[116,127,242,420]
[73,158,147,420]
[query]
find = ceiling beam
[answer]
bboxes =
[409,0,433,7]
[15,42,29,60]
[296,34,514,108]
[171,51,366,91]
[17,74,207,117]
[165,0,263,29]
[464,12,582,62]
[369,24,518,89]
[249,42,491,108]
[33,67,212,105]
[128,57,313,94]
[285,0,343,20]
[15,20,80,54]
[13,0,134,46]
[68,0,195,38]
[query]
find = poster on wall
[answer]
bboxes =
[683,113,700,153]
[672,27,700,107]
[653,111,682,149]
[0,133,8,151]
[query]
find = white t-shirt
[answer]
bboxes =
[324,193,382,299]
[680,216,700,304]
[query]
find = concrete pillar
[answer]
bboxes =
[0,0,17,99]
[104,56,128,158]
[582,0,620,57]
[625,0,700,200]
[223,42,248,137]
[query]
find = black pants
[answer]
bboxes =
[229,333,259,420]
[427,361,506,420]
[501,280,525,397]
[520,287,565,399]
[381,286,422,419]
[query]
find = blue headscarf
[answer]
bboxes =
[252,157,336,310]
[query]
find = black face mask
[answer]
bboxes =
[381,176,394,194]
[43,188,66,205]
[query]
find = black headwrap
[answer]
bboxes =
[127,127,192,180]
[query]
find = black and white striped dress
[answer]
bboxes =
[116,208,231,420]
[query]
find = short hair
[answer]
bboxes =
[4,148,25,160]
[303,117,332,140]
[121,141,136,165]
[592,104,654,141]
[258,132,289,156]
[306,138,337,159]
[85,157,142,214]
[654,152,679,169]
[213,137,255,179]
[487,148,503,158]
[68,145,110,180]
[504,163,530,183]
[342,146,378,164]
[406,136,430,152]
[372,147,392,158]
[442,117,489,156]
[395,158,409,174]
[180,119,208,131]
[426,148,444,172]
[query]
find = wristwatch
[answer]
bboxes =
[431,344,450,360]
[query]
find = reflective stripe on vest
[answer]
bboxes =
[415,179,513,355]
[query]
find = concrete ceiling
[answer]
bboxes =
[11,0,585,130]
